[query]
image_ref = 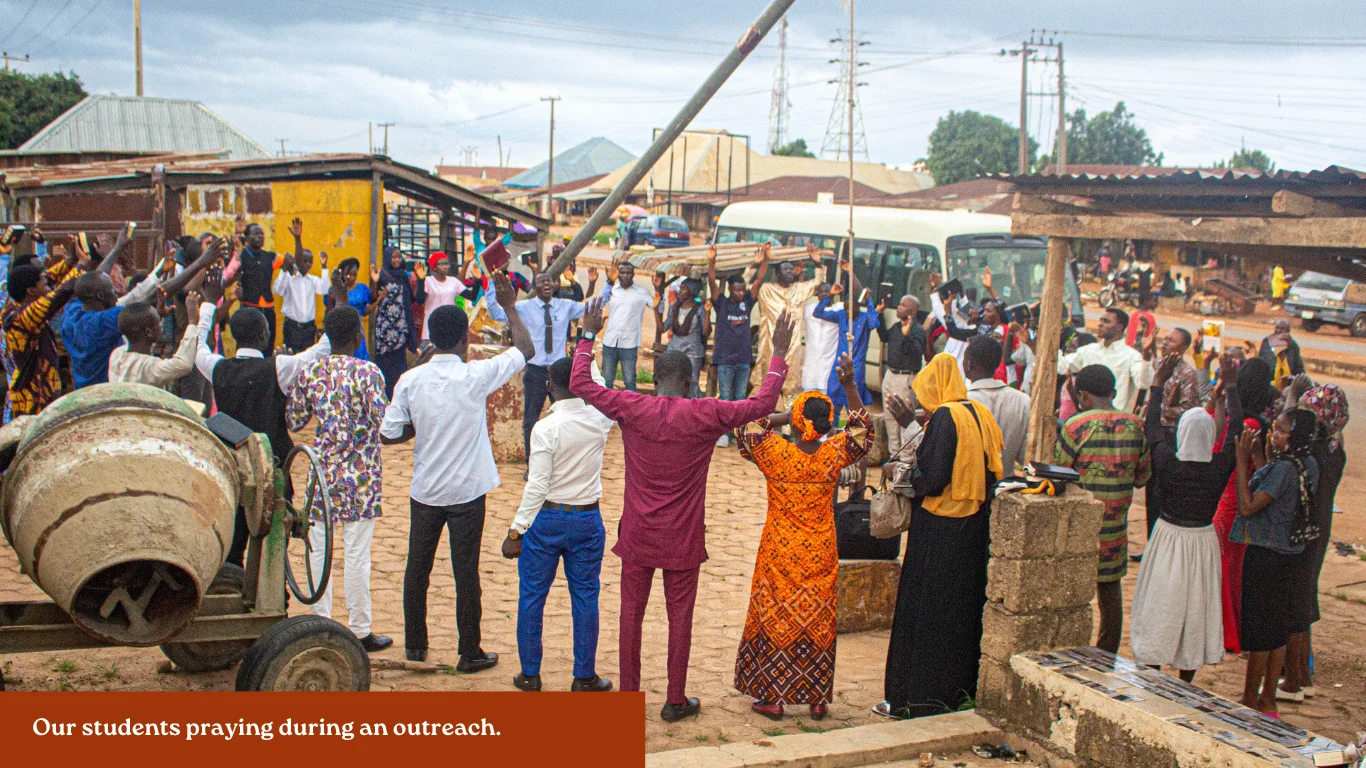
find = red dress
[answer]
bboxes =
[1212,416,1260,654]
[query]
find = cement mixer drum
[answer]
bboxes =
[0,384,240,646]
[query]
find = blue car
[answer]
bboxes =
[626,215,691,248]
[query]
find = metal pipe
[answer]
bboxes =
[546,0,796,278]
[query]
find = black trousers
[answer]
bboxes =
[522,364,551,461]
[403,496,486,658]
[1097,580,1124,654]
[282,317,317,354]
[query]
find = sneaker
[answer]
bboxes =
[1274,687,1304,703]
[715,435,730,448]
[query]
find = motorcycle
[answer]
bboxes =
[1098,270,1142,309]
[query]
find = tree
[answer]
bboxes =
[1214,148,1275,173]
[0,70,87,149]
[1039,101,1163,169]
[772,138,815,158]
[925,110,1035,185]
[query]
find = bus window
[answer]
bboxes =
[851,240,883,303]
[945,245,1047,305]
[715,227,739,244]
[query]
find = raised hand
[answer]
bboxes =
[413,260,428,280]
[981,266,993,290]
[829,282,843,296]
[651,272,665,291]
[1289,372,1313,401]
[771,310,796,360]
[1235,428,1257,461]
[886,394,916,429]
[607,256,621,284]
[806,242,819,263]
[228,282,242,304]
[1218,351,1239,387]
[492,270,518,312]
[185,292,203,326]
[582,296,606,335]
[1153,352,1181,387]
[282,252,296,274]
[318,251,329,270]
[113,221,135,255]
[707,244,717,265]
[200,269,225,305]
[288,217,303,239]
[370,263,381,285]
[836,353,856,386]
[587,265,599,282]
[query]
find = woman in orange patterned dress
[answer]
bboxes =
[734,354,872,720]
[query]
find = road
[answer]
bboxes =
[1082,307,1366,356]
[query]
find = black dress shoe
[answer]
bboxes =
[513,674,541,691]
[456,651,499,673]
[571,675,613,692]
[359,634,393,653]
[405,648,426,663]
[660,698,701,722]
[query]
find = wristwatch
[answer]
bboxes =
[580,330,597,342]
[507,528,522,541]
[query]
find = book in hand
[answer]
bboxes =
[205,412,256,449]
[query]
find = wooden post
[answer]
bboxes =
[369,169,383,345]
[1025,235,1071,463]
[149,164,166,272]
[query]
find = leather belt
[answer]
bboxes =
[541,500,600,513]
[887,367,915,376]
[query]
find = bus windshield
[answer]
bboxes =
[946,245,1048,305]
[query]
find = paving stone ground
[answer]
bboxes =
[2,422,1363,751]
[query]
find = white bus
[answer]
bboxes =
[712,201,1082,389]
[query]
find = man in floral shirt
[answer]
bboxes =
[286,305,392,653]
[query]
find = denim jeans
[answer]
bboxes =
[601,345,638,391]
[517,508,606,678]
[715,363,751,401]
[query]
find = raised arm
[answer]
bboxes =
[711,311,794,430]
[706,245,721,300]
[493,271,535,360]
[1235,430,1276,517]
[94,223,135,276]
[569,298,635,421]
[161,236,227,297]
[1146,353,1179,446]
[749,243,772,292]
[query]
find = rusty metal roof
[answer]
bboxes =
[998,165,1366,193]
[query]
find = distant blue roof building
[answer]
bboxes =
[502,137,635,189]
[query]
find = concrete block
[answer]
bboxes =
[977,657,1056,738]
[837,559,900,634]
[468,343,525,463]
[986,556,1096,614]
[980,602,1058,664]
[1075,710,1181,768]
[990,487,1103,560]
[1054,605,1094,649]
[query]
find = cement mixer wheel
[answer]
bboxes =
[159,564,253,673]
[234,615,370,692]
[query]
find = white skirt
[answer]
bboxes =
[1129,519,1225,671]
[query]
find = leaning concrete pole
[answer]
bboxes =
[544,0,798,278]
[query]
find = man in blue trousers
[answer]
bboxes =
[501,355,614,692]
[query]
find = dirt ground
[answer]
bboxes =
[2,374,1363,752]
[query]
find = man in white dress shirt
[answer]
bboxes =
[801,281,839,393]
[500,355,615,693]
[598,257,654,391]
[964,336,1031,475]
[1059,307,1153,413]
[381,273,533,671]
[273,220,330,353]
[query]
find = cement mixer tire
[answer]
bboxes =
[159,564,253,673]
[234,615,370,692]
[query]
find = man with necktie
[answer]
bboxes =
[488,270,611,464]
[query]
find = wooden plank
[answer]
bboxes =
[1013,193,1108,216]
[1009,183,1366,199]
[1271,189,1354,217]
[1012,211,1366,249]
[1026,237,1070,464]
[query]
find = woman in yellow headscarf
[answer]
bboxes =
[875,352,1004,719]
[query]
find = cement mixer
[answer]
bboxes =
[0,383,370,691]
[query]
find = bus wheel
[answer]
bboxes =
[1300,318,1322,333]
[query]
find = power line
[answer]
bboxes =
[15,0,76,50]
[1059,29,1366,48]
[1,0,43,46]
[53,0,105,40]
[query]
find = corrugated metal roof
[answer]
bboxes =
[998,165,1366,190]
[18,95,271,160]
[502,137,636,189]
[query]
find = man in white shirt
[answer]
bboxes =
[499,356,615,693]
[108,291,200,388]
[193,273,332,566]
[273,218,330,353]
[381,273,534,671]
[599,257,654,391]
[965,336,1031,475]
[1058,307,1153,413]
[801,281,839,393]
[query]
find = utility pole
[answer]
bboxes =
[1056,39,1067,173]
[2,52,30,72]
[276,139,287,157]
[1021,32,1065,172]
[497,135,504,169]
[368,122,373,154]
[845,0,855,344]
[540,96,561,222]
[377,122,395,156]
[133,0,144,96]
[1018,40,1028,174]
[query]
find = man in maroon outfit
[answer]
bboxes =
[571,302,794,722]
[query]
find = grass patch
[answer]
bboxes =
[760,726,784,737]
[956,698,978,712]
[1327,591,1366,606]
[102,664,118,680]
[717,733,731,744]
[58,681,74,691]
[52,659,76,674]
[694,734,709,743]
[636,368,653,385]
[795,721,825,734]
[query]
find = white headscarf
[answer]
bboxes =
[1175,407,1216,463]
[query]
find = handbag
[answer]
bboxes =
[868,430,920,540]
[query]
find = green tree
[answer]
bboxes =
[772,138,815,158]
[925,110,1035,185]
[0,70,87,149]
[1214,148,1275,173]
[1040,101,1163,169]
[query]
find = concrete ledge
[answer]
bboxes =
[644,711,1000,768]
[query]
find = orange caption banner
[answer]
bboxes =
[0,692,646,767]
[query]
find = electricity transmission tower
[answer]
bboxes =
[820,33,869,161]
[766,18,791,153]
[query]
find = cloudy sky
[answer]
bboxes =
[4,0,1365,175]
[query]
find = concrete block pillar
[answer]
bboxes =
[467,343,526,464]
[977,485,1103,716]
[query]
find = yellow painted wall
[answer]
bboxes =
[181,178,377,346]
